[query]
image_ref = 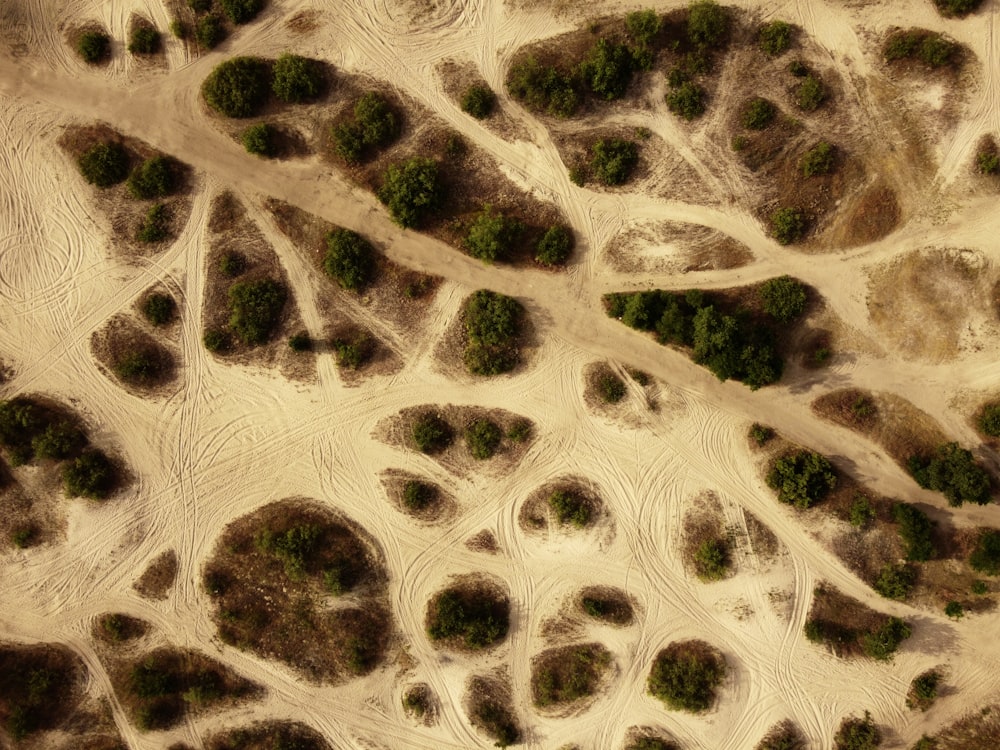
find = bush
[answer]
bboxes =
[666,81,706,119]
[506,419,532,443]
[873,563,915,600]
[470,695,519,748]
[241,123,274,157]
[548,489,591,527]
[907,442,991,506]
[31,421,85,460]
[78,31,110,63]
[128,156,177,200]
[647,641,726,712]
[884,32,920,61]
[688,0,728,49]
[742,97,776,130]
[203,329,229,352]
[535,225,573,266]
[332,333,372,369]
[850,495,876,528]
[219,0,264,24]
[463,290,524,376]
[920,35,956,67]
[465,418,502,460]
[759,21,793,56]
[143,293,176,326]
[770,207,806,245]
[323,228,375,291]
[532,644,610,707]
[978,402,1000,435]
[427,587,508,649]
[461,84,496,118]
[464,206,522,263]
[694,538,729,581]
[750,423,774,446]
[591,138,639,186]
[195,14,224,49]
[506,56,579,117]
[115,349,162,384]
[412,414,452,454]
[627,740,676,750]
[578,38,635,100]
[354,92,398,148]
[218,252,246,277]
[169,19,186,39]
[834,712,881,750]
[188,0,212,11]
[136,203,169,243]
[271,53,322,103]
[201,56,271,118]
[796,74,826,111]
[227,277,286,345]
[63,450,114,499]
[756,720,802,750]
[944,600,964,619]
[767,451,837,509]
[598,372,626,403]
[892,503,935,561]
[288,332,310,351]
[907,670,941,710]
[627,9,661,46]
[969,529,1000,575]
[78,142,129,188]
[977,150,999,175]
[402,480,435,510]
[759,276,807,322]
[972,579,989,594]
[129,25,161,55]
[378,157,443,229]
[800,141,835,177]
[789,59,809,76]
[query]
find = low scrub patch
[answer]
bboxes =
[227,277,287,345]
[756,719,804,750]
[590,138,639,186]
[78,141,129,188]
[834,711,881,750]
[462,289,526,376]
[884,29,961,70]
[907,442,992,506]
[907,669,941,711]
[426,579,509,651]
[804,583,911,660]
[461,84,496,118]
[0,643,87,741]
[647,639,726,712]
[579,586,633,626]
[464,205,523,263]
[202,57,271,118]
[133,549,178,600]
[759,20,794,57]
[969,528,1000,575]
[206,721,331,750]
[466,675,520,748]
[378,156,444,228]
[767,450,837,509]
[323,228,375,291]
[531,643,611,708]
[77,30,110,64]
[333,92,400,163]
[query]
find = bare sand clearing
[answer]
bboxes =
[2,0,1000,748]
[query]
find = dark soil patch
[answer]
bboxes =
[402,682,438,725]
[202,498,389,682]
[133,549,178,600]
[531,642,612,711]
[90,314,178,396]
[93,613,150,644]
[804,582,901,658]
[0,642,89,742]
[465,529,500,554]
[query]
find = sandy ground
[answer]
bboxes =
[2,0,1000,748]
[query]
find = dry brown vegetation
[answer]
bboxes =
[205,721,332,750]
[465,673,521,748]
[530,642,612,712]
[922,703,1000,749]
[133,549,178,600]
[682,492,732,581]
[92,613,150,644]
[603,221,753,275]
[202,498,390,682]
[90,314,178,395]
[578,586,634,626]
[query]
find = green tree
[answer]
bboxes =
[666,81,707,120]
[770,207,806,244]
[535,225,574,265]
[834,711,881,750]
[129,25,161,55]
[271,53,323,103]
[323,228,375,291]
[759,276,807,322]
[759,21,793,56]
[800,141,835,177]
[201,56,271,118]
[195,14,224,49]
[578,38,635,100]
[78,31,110,63]
[78,142,129,188]
[355,92,399,147]
[465,418,502,459]
[241,123,275,157]
[647,642,726,712]
[687,0,728,48]
[766,451,837,509]
[378,157,443,228]
[218,0,264,24]
[892,503,935,562]
[136,203,169,243]
[590,138,639,185]
[128,156,177,199]
[464,205,522,263]
[626,9,661,47]
[969,529,1000,575]
[63,450,115,499]
[461,84,496,118]
[907,442,991,506]
[506,56,580,117]
[227,277,286,345]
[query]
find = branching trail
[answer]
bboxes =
[2,0,1000,749]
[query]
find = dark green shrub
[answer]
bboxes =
[78,142,129,188]
[770,207,806,245]
[884,32,920,61]
[78,31,110,63]
[136,203,170,243]
[548,489,591,527]
[892,503,935,561]
[255,523,321,580]
[461,84,496,118]
[11,527,35,548]
[506,419,532,443]
[759,21,793,56]
[188,0,212,12]
[31,421,85,460]
[201,56,271,118]
[626,739,677,750]
[271,53,322,102]
[169,20,186,39]
[354,92,399,148]
[115,349,163,384]
[788,59,809,76]
[766,451,837,509]
[972,579,989,594]
[755,721,802,750]
[687,0,728,49]
[242,123,275,156]
[532,644,610,707]
[465,418,502,460]
[195,14,224,49]
[535,225,573,266]
[128,156,177,200]
[143,293,176,326]
[944,600,964,619]
[227,277,286,345]
[977,150,1000,175]
[598,372,626,403]
[427,588,509,649]
[742,97,776,130]
[626,9,661,46]
[850,495,876,528]
[873,563,915,600]
[323,228,375,290]
[378,157,443,229]
[834,712,881,750]
[203,329,229,352]
[647,641,726,712]
[749,423,774,446]
[907,442,991,506]
[332,122,364,163]
[402,480,435,510]
[578,38,635,100]
[934,0,982,15]
[907,670,941,710]
[463,289,524,376]
[759,276,807,322]
[591,138,639,186]
[288,332,311,351]
[129,25,161,55]
[861,617,911,660]
[506,56,579,117]
[218,252,246,277]
[464,206,522,263]
[920,35,956,67]
[63,450,114,499]
[332,333,373,369]
[694,538,729,581]
[470,696,519,748]
[666,81,706,119]
[800,141,835,177]
[796,74,826,111]
[968,529,1000,575]
[219,0,264,24]
[412,414,452,454]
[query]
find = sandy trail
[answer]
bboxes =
[2,0,1000,748]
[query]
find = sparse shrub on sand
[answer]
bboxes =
[666,81,707,120]
[749,423,774,446]
[128,156,178,200]
[242,123,275,157]
[977,401,1000,435]
[378,157,443,228]
[462,290,525,376]
[548,489,592,527]
[770,207,806,245]
[834,711,881,750]
[464,205,522,263]
[136,203,170,243]
[63,449,115,499]
[755,719,804,750]
[531,643,611,707]
[426,583,509,650]
[78,31,110,64]
[759,21,793,57]
[219,0,264,25]
[129,24,161,55]
[535,225,573,265]
[461,84,496,119]
[766,450,837,509]
[800,141,835,177]
[227,277,286,345]
[287,331,311,352]
[759,276,807,322]
[969,529,1000,575]
[907,670,941,711]
[933,0,983,17]
[465,418,502,460]
[324,229,375,291]
[741,97,776,130]
[590,138,639,185]
[647,640,726,712]
[411,413,453,454]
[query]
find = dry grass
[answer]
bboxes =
[604,221,752,274]
[833,179,900,247]
[437,59,530,142]
[206,721,331,750]
[465,673,520,748]
[681,492,732,581]
[577,586,634,626]
[925,703,1000,749]
[92,613,150,645]
[133,549,177,601]
[0,642,88,738]
[530,642,612,713]
[465,529,500,554]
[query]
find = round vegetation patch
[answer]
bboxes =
[271,53,323,103]
[78,141,129,188]
[465,418,502,460]
[531,643,611,708]
[202,57,272,118]
[535,224,574,266]
[426,580,509,651]
[647,640,726,712]
[741,97,776,130]
[579,586,634,626]
[461,84,496,119]
[411,413,453,454]
[78,30,110,63]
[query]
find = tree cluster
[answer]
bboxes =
[767,451,837,509]
[323,228,375,291]
[463,290,525,376]
[464,205,523,263]
[884,30,959,69]
[426,586,509,650]
[907,442,991,506]
[647,640,726,712]
[378,157,443,229]
[333,92,400,163]
[227,277,287,345]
